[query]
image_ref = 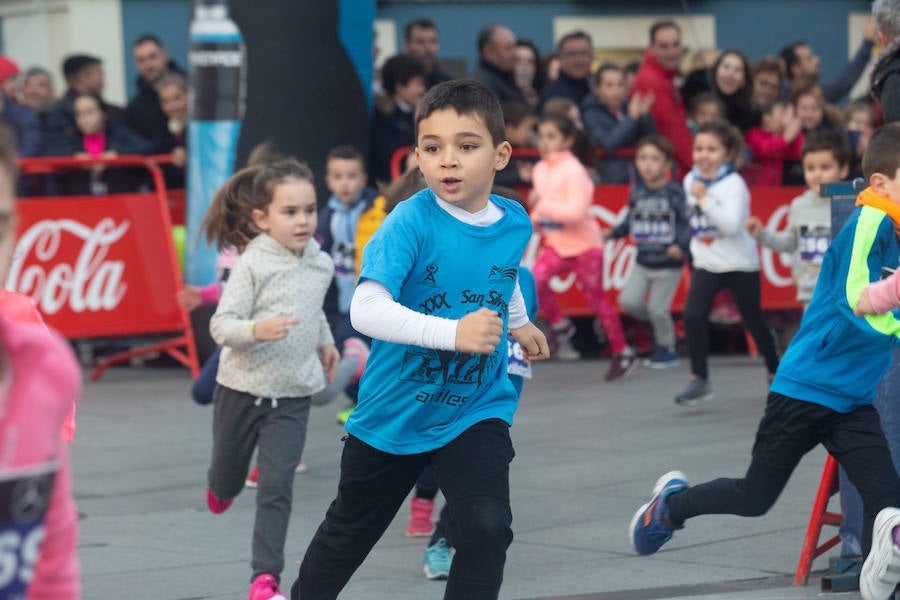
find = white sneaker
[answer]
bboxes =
[861,507,900,600]
[554,340,581,361]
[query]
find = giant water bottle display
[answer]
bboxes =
[185,0,245,285]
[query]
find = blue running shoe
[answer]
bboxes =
[629,470,689,555]
[422,538,452,580]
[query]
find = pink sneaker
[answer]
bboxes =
[207,489,233,514]
[343,337,370,384]
[406,496,436,537]
[247,574,287,600]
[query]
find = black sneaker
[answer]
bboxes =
[606,353,638,381]
[644,347,679,369]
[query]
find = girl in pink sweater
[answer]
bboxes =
[0,129,81,599]
[530,114,636,380]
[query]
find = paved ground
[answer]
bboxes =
[74,355,871,600]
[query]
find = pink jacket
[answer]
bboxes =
[0,316,81,599]
[865,269,900,314]
[531,150,603,258]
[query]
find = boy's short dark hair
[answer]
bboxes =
[863,123,900,180]
[416,79,506,147]
[62,54,101,79]
[595,62,623,85]
[690,91,724,115]
[500,101,533,128]
[381,54,426,97]
[326,145,367,170]
[636,134,674,163]
[801,129,851,167]
[404,18,437,41]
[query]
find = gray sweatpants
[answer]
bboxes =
[617,263,683,351]
[208,384,310,582]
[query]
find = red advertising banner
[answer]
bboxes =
[10,156,199,380]
[11,194,186,337]
[525,185,806,316]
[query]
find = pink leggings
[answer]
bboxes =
[532,245,627,354]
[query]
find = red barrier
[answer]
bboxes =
[10,156,199,380]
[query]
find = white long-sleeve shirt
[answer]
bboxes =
[684,170,760,273]
[351,195,528,349]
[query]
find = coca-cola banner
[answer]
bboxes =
[8,194,186,338]
[522,185,805,316]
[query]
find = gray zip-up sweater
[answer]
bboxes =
[754,188,830,303]
[211,233,335,398]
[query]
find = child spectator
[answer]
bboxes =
[541,96,582,129]
[0,125,81,600]
[581,63,656,184]
[675,119,780,405]
[46,92,153,195]
[290,79,549,600]
[205,159,340,600]
[784,81,842,185]
[750,56,785,109]
[605,135,690,368]
[370,54,426,185]
[688,91,725,134]
[745,130,851,308]
[844,98,875,179]
[531,112,637,377]
[494,100,537,188]
[316,145,377,425]
[742,100,803,186]
[629,123,900,600]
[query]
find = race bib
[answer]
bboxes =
[798,225,830,264]
[631,209,675,245]
[537,217,564,232]
[332,240,356,279]
[507,338,532,379]
[0,462,56,599]
[689,208,718,240]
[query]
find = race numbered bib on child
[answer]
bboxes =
[331,240,356,280]
[798,225,830,264]
[507,338,532,379]
[0,462,57,599]
[537,217,564,232]
[631,209,675,245]
[689,208,718,241]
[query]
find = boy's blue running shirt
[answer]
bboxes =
[771,205,900,413]
[347,188,533,454]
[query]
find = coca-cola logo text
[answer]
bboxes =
[7,218,130,315]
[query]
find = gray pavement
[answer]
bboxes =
[75,355,865,599]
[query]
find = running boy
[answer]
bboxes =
[290,79,549,600]
[744,130,851,309]
[605,134,690,368]
[628,122,900,600]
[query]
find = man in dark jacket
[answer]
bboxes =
[470,25,527,104]
[872,0,900,123]
[125,34,184,153]
[403,18,453,90]
[538,31,594,112]
[43,54,124,156]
